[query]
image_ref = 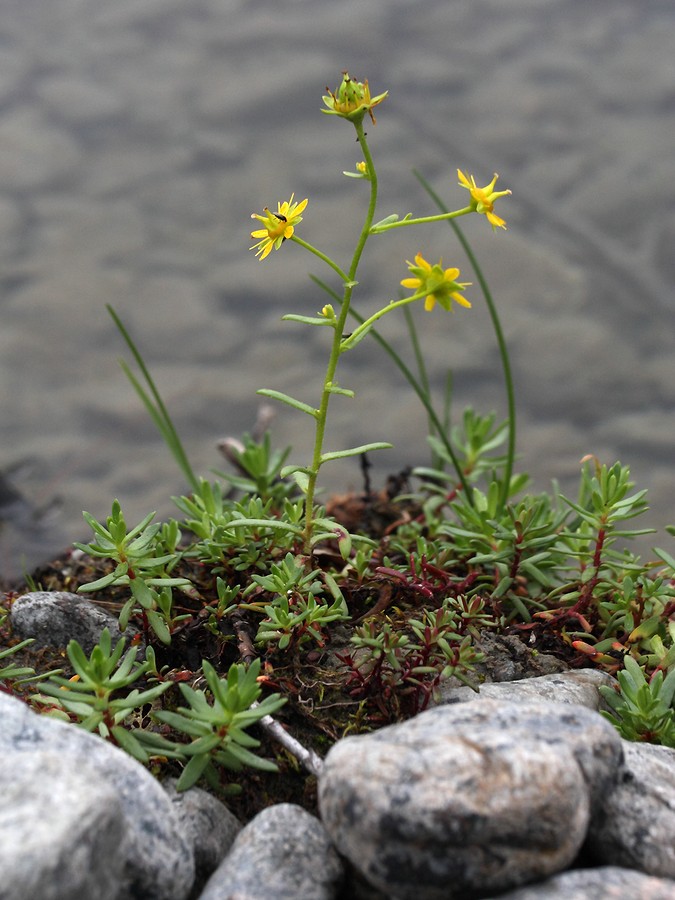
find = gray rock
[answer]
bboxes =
[491,865,675,899]
[199,803,344,900]
[471,631,568,682]
[10,590,138,654]
[0,693,194,900]
[319,700,624,900]
[162,778,242,891]
[587,741,675,879]
[437,667,616,712]
[0,750,125,900]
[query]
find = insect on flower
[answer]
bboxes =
[250,194,308,260]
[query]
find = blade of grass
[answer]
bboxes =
[107,305,200,493]
[402,305,437,466]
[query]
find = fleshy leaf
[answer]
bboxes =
[320,442,392,463]
[256,389,318,418]
[282,314,334,327]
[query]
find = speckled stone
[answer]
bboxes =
[10,590,139,654]
[0,693,194,900]
[319,699,623,899]
[199,803,344,900]
[588,741,675,879]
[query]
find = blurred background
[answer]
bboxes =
[2,0,675,581]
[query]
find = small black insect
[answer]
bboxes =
[271,211,288,223]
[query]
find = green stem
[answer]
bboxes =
[403,305,437,465]
[340,291,426,350]
[302,120,378,554]
[370,207,473,233]
[413,170,516,513]
[290,235,351,283]
[403,305,430,400]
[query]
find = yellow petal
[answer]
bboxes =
[424,295,436,312]
[486,211,507,229]
[453,293,472,308]
[457,169,471,189]
[485,173,499,194]
[400,277,422,289]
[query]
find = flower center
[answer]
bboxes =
[268,219,288,239]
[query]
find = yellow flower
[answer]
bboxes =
[322,72,388,124]
[250,194,308,260]
[457,169,511,230]
[400,253,472,312]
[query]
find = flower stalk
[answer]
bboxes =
[370,208,473,234]
[301,117,380,553]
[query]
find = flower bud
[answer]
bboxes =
[322,72,388,125]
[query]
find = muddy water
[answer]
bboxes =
[2,0,675,580]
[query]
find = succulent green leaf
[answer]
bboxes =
[256,389,318,418]
[281,314,334,326]
[320,442,392,463]
[176,754,211,791]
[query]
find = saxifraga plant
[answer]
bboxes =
[13,71,673,784]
